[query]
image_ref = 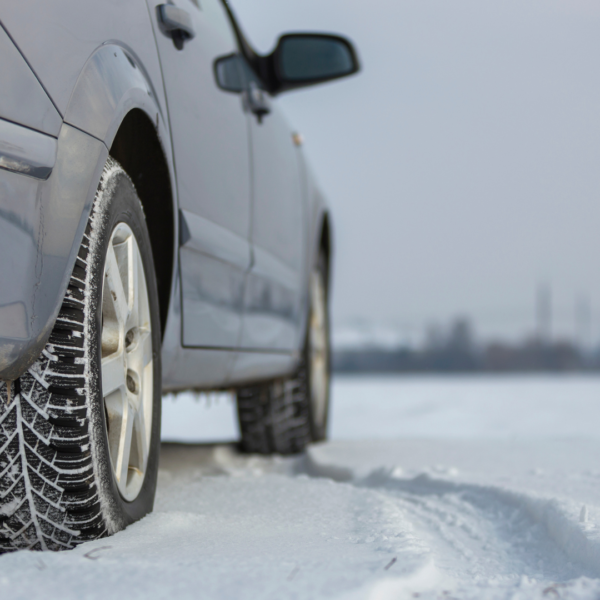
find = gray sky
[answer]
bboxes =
[230,0,600,343]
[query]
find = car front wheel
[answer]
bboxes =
[0,157,162,551]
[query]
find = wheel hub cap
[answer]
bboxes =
[100,223,153,502]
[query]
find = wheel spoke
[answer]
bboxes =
[116,399,135,487]
[141,329,153,367]
[127,236,140,328]
[133,400,148,472]
[129,328,152,372]
[105,244,129,326]
[101,352,126,396]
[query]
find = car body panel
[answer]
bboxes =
[179,209,251,273]
[239,103,306,352]
[0,124,107,380]
[159,275,235,391]
[240,247,300,350]
[178,208,250,348]
[0,0,167,121]
[228,350,297,388]
[147,0,252,350]
[0,23,61,136]
[63,44,166,149]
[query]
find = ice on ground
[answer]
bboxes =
[4,375,600,599]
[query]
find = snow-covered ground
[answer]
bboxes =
[4,375,600,599]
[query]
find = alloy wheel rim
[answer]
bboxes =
[100,223,153,502]
[309,269,328,428]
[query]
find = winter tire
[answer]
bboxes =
[236,253,330,454]
[0,158,162,551]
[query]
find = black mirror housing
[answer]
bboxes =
[269,33,360,95]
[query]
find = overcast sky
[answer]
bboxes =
[230,0,600,344]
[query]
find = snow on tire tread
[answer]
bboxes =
[0,181,113,552]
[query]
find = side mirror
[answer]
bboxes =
[214,54,245,93]
[272,34,360,93]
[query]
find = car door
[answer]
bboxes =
[239,70,307,352]
[147,0,251,349]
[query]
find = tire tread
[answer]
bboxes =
[236,364,311,455]
[0,222,108,552]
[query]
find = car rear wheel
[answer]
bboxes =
[0,157,161,551]
[236,253,330,454]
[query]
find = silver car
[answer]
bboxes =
[0,1,359,550]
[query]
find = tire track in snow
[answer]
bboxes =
[302,452,600,587]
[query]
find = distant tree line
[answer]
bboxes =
[333,318,598,374]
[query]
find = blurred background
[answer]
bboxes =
[227,0,600,375]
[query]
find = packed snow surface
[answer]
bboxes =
[4,375,600,599]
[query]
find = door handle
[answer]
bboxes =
[246,81,271,124]
[158,4,195,50]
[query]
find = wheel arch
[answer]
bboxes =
[63,44,177,338]
[63,43,168,149]
[109,109,174,337]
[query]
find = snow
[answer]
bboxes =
[4,375,600,599]
[161,391,239,443]
[328,375,600,440]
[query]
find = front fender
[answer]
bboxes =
[63,44,168,149]
[0,44,173,380]
[0,124,107,380]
